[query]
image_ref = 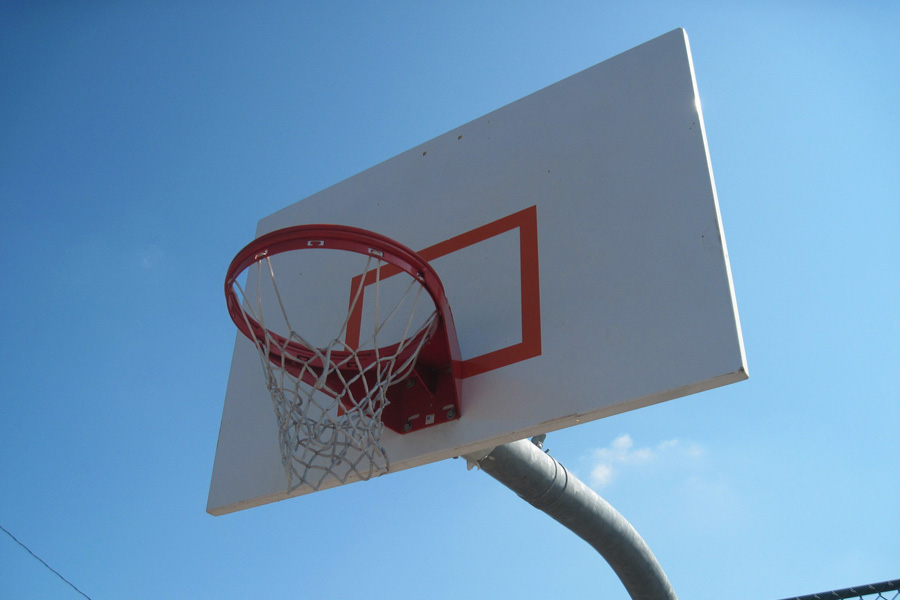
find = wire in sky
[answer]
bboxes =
[0,523,93,600]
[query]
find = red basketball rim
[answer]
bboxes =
[225,224,456,371]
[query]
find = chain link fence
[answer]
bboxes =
[778,579,900,600]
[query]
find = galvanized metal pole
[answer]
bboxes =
[465,438,678,600]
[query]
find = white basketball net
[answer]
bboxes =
[232,253,439,492]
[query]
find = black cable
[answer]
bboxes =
[0,523,93,599]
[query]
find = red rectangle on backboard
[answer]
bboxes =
[346,205,541,378]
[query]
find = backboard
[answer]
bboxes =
[208,28,747,516]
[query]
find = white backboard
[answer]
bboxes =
[208,28,747,515]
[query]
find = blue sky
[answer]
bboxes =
[1,3,897,599]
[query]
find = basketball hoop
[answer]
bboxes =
[225,225,461,491]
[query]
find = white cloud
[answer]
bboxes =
[587,434,705,488]
[139,244,163,269]
[590,462,614,487]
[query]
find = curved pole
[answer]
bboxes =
[465,439,678,600]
